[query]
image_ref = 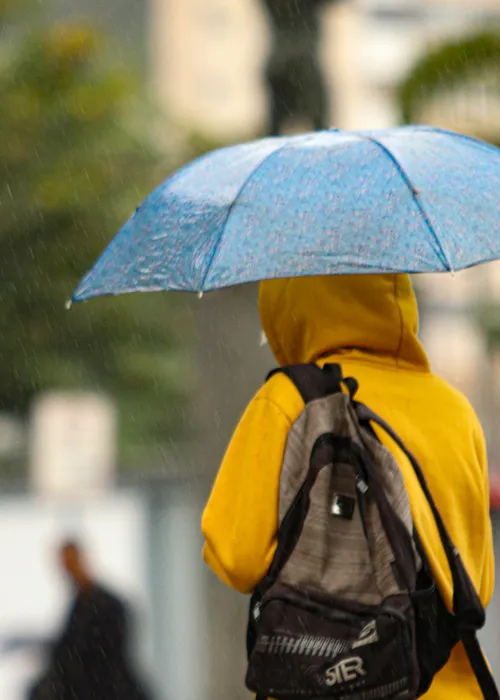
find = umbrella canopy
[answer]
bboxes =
[72,126,500,303]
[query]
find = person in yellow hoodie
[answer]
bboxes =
[202,273,494,700]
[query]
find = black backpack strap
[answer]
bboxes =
[356,403,499,700]
[461,632,500,700]
[267,363,358,403]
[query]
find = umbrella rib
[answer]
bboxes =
[199,140,293,291]
[360,134,455,273]
[421,125,500,156]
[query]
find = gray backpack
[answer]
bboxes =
[246,363,498,700]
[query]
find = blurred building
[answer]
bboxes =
[351,0,500,130]
[150,0,270,140]
[149,0,500,135]
[150,0,363,139]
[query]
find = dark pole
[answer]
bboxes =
[261,0,337,135]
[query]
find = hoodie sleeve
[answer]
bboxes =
[473,417,495,607]
[201,379,301,594]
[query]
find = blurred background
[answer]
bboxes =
[1,0,500,698]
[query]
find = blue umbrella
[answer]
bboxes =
[72,126,500,303]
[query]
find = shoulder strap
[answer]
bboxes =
[461,632,500,700]
[356,403,499,700]
[267,363,358,403]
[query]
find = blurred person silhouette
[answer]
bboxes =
[27,540,152,700]
[262,0,338,135]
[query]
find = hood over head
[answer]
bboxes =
[258,274,429,370]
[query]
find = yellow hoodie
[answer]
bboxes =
[202,274,494,699]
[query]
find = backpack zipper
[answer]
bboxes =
[256,590,375,624]
[356,472,369,494]
[254,591,407,628]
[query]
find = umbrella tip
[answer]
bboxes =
[65,299,73,310]
[198,291,204,299]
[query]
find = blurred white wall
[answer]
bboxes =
[150,0,271,140]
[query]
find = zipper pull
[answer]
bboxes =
[356,472,369,494]
[253,602,261,621]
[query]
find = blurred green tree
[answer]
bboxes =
[398,32,500,145]
[0,23,192,464]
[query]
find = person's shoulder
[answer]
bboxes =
[427,372,483,431]
[253,369,305,424]
[93,584,125,611]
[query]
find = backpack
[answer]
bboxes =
[245,363,499,700]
